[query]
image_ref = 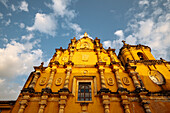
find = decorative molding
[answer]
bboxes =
[82,54,89,62]
[122,77,130,86]
[107,77,114,86]
[39,77,47,86]
[128,60,164,65]
[55,78,63,86]
[148,70,165,85]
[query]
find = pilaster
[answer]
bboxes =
[99,67,107,89]
[114,69,124,90]
[18,94,30,113]
[120,92,131,113]
[63,67,72,89]
[38,95,48,113]
[139,92,152,113]
[28,71,40,89]
[102,94,110,113]
[58,91,69,113]
[46,64,57,89]
[129,71,141,90]
[136,73,145,89]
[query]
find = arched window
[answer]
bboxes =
[137,52,145,60]
[78,82,91,101]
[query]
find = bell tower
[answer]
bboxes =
[118,40,155,66]
[118,40,170,92]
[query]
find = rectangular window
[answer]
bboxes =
[78,82,92,101]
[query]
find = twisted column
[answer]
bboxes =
[29,72,40,89]
[114,69,124,89]
[99,68,106,89]
[108,49,124,89]
[129,72,141,89]
[136,73,145,89]
[63,68,72,89]
[46,66,56,89]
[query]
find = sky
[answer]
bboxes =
[0,0,169,100]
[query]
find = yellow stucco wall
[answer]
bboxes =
[1,33,170,113]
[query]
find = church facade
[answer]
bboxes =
[1,33,170,113]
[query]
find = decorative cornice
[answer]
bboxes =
[96,62,106,66]
[21,88,35,93]
[125,63,136,71]
[58,88,70,93]
[64,61,74,66]
[41,88,52,94]
[128,60,165,65]
[49,61,60,67]
[98,88,111,94]
[19,89,170,96]
[117,88,129,94]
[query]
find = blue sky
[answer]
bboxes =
[0,0,169,100]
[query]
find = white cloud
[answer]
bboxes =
[103,30,124,52]
[0,40,43,78]
[103,0,170,60]
[2,38,8,43]
[19,23,25,28]
[0,13,3,19]
[103,40,111,48]
[27,13,57,36]
[11,4,16,11]
[7,13,12,16]
[126,35,136,44]
[126,0,170,59]
[0,35,44,100]
[114,30,124,38]
[21,33,34,41]
[137,19,154,38]
[62,33,69,37]
[27,0,82,36]
[5,19,11,26]
[0,81,22,100]
[0,0,8,8]
[139,0,149,6]
[68,23,82,36]
[19,1,29,12]
[51,0,75,18]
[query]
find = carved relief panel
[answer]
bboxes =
[39,77,47,86]
[55,78,62,86]
[122,77,130,86]
[107,77,114,86]
[148,70,165,85]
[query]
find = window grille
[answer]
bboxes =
[78,82,92,101]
